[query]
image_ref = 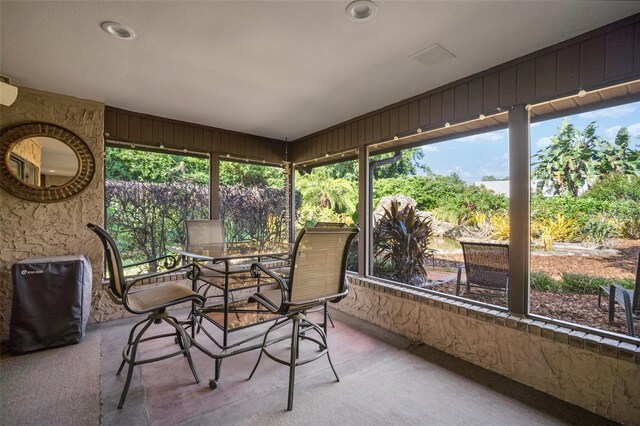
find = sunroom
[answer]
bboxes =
[1,2,639,425]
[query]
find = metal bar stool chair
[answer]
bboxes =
[247,226,358,410]
[87,223,206,408]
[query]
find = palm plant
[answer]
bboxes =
[296,168,357,212]
[373,198,435,286]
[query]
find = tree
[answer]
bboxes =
[319,147,427,182]
[533,121,640,197]
[532,120,598,196]
[220,161,284,188]
[106,148,209,184]
[371,148,427,179]
[296,168,357,213]
[594,127,640,177]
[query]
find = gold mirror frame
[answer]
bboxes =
[0,122,95,203]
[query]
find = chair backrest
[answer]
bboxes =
[314,222,347,228]
[185,220,225,245]
[288,227,358,307]
[633,250,640,314]
[87,223,126,302]
[461,241,509,290]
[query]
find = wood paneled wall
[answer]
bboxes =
[104,107,287,163]
[291,14,640,163]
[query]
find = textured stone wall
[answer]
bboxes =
[0,87,121,340]
[336,276,640,425]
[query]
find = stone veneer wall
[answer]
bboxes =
[336,275,640,425]
[0,87,121,340]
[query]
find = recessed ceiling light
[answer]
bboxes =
[101,21,136,40]
[346,0,377,22]
[49,169,55,173]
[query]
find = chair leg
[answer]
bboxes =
[327,310,335,328]
[119,318,154,409]
[167,315,186,355]
[625,310,635,337]
[306,319,339,382]
[248,318,285,380]
[165,316,200,384]
[322,303,335,334]
[118,317,151,375]
[287,316,300,411]
[597,287,603,308]
[325,348,340,383]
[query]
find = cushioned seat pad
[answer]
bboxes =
[128,284,201,312]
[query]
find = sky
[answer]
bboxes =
[418,101,640,183]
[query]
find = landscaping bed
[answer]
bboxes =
[430,238,639,336]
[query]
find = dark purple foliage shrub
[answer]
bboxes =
[106,180,288,266]
[106,180,209,267]
[220,184,288,246]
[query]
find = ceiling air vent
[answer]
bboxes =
[409,43,456,68]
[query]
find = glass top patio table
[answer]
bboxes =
[170,241,293,390]
[172,241,292,263]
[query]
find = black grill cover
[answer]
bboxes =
[10,255,92,354]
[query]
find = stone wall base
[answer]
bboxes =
[335,275,640,425]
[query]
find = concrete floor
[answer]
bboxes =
[1,309,616,425]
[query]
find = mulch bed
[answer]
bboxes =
[427,239,639,337]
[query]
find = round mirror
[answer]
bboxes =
[1,123,95,202]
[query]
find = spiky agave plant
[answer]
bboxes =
[373,198,435,285]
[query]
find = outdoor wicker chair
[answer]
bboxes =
[247,226,358,411]
[87,223,206,409]
[598,250,639,337]
[456,241,510,296]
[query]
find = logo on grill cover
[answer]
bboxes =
[21,270,44,275]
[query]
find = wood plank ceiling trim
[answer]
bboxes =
[104,107,287,164]
[290,13,640,164]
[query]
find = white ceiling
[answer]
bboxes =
[1,1,639,141]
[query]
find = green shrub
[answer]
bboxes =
[530,272,634,294]
[374,174,466,211]
[585,174,640,202]
[530,272,562,292]
[374,174,508,224]
[558,274,603,294]
[581,216,618,244]
[531,192,640,242]
[618,215,640,239]
[559,273,634,295]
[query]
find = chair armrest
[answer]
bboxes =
[610,283,633,312]
[123,263,203,303]
[250,262,287,287]
[284,289,349,308]
[250,261,289,303]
